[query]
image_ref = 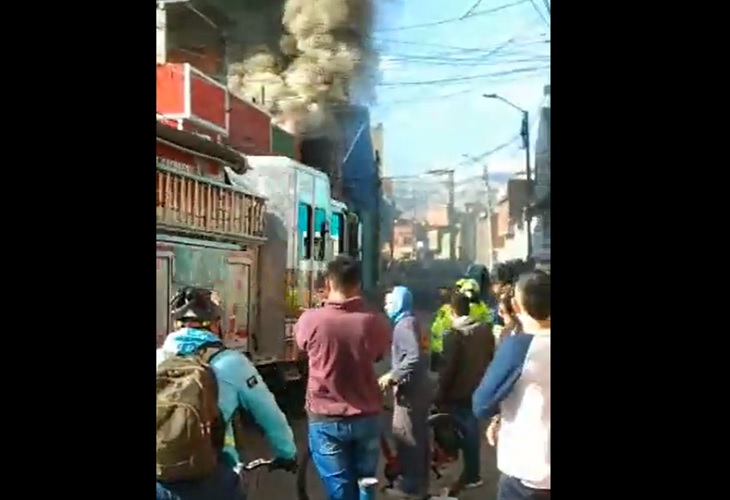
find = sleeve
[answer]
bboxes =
[216,351,297,460]
[389,319,420,383]
[294,311,311,351]
[435,329,461,402]
[371,313,392,362]
[472,334,533,419]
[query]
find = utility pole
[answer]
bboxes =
[426,168,456,260]
[447,169,455,260]
[521,110,533,259]
[482,163,495,269]
[483,93,533,260]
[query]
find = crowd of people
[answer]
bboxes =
[155,256,551,500]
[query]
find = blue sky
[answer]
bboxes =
[370,0,550,183]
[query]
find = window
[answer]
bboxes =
[314,207,328,261]
[332,213,345,255]
[298,202,313,259]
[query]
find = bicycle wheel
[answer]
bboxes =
[295,445,316,500]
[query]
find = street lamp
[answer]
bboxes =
[483,93,533,259]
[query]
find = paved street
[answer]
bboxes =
[241,308,499,499]
[239,413,499,500]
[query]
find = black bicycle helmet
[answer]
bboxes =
[170,286,222,323]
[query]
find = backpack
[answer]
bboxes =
[156,342,226,482]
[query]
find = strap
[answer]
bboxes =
[197,341,225,364]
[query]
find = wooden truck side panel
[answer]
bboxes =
[155,239,258,354]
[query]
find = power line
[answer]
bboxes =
[375,35,549,53]
[377,65,550,87]
[528,0,550,26]
[461,0,487,19]
[374,0,530,33]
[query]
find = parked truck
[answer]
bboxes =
[156,134,362,406]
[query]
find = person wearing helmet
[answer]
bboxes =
[430,278,492,370]
[156,287,297,500]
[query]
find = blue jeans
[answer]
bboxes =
[155,462,245,500]
[308,414,381,500]
[451,405,481,484]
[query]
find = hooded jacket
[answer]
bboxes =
[430,301,492,354]
[434,315,495,407]
[156,328,297,466]
[386,286,433,408]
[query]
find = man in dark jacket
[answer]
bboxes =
[434,291,495,493]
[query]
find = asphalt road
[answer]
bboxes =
[238,413,499,500]
[241,308,499,499]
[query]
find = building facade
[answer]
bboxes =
[531,84,551,262]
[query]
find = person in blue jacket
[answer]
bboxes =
[156,287,297,500]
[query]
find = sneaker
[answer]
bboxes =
[445,478,484,496]
[462,479,484,489]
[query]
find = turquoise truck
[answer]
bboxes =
[156,148,362,405]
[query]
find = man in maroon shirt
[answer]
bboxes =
[295,256,392,500]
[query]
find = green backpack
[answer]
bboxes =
[156,343,226,482]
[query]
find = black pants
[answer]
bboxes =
[430,352,442,371]
[497,474,550,500]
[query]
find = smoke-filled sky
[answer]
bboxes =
[225,0,379,136]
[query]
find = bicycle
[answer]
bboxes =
[295,408,466,500]
[236,457,298,497]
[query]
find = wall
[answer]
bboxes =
[166,4,226,78]
[495,224,530,262]
[426,206,449,227]
[533,91,551,262]
[271,124,297,159]
[228,96,271,154]
[392,223,415,260]
[337,105,380,291]
[339,106,378,212]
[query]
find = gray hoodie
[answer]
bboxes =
[388,286,433,409]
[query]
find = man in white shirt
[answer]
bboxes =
[472,270,550,500]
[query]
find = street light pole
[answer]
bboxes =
[483,93,533,260]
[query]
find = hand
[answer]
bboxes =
[270,456,298,473]
[378,373,395,391]
[485,418,500,447]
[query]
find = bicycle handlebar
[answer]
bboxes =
[235,458,273,473]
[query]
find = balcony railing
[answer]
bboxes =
[156,163,266,243]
